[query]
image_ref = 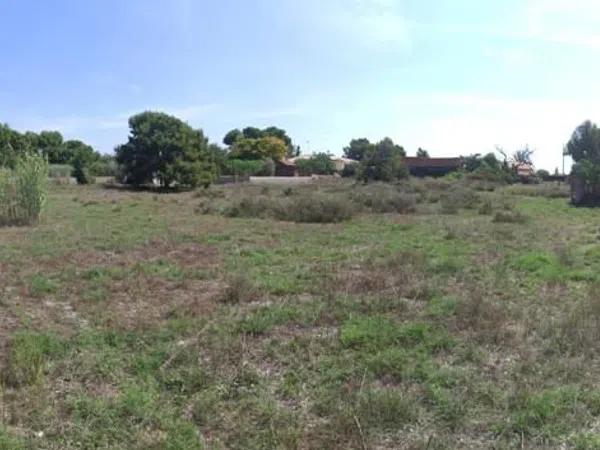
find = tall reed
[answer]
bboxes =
[0,154,48,226]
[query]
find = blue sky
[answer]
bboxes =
[2,0,600,170]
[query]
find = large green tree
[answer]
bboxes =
[355,137,407,182]
[115,111,217,188]
[343,138,372,161]
[566,121,600,189]
[223,126,297,157]
[229,136,287,161]
[566,121,600,163]
[37,131,65,163]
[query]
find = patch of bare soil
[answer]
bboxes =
[65,241,223,330]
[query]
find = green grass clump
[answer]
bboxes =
[513,251,563,280]
[340,317,451,351]
[356,388,418,430]
[572,433,600,450]
[507,387,599,440]
[0,428,26,450]
[3,332,65,386]
[29,273,60,296]
[239,304,302,335]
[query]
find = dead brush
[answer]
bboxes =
[554,287,600,356]
[335,250,429,300]
[218,273,261,304]
[453,290,513,345]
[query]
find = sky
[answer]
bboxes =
[2,0,600,171]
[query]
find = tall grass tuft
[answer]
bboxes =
[0,154,49,226]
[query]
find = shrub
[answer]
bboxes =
[48,164,73,179]
[275,194,354,223]
[219,274,260,304]
[341,162,359,178]
[227,159,266,177]
[296,153,336,176]
[350,184,418,213]
[503,183,569,199]
[0,154,48,226]
[2,332,63,387]
[222,193,354,223]
[221,196,272,218]
[73,163,95,185]
[356,388,418,431]
[89,158,118,177]
[440,185,480,214]
[493,210,528,224]
[478,199,494,215]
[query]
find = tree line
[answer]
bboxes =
[0,124,113,184]
[5,109,587,190]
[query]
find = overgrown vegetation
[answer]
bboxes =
[0,154,48,226]
[0,178,594,449]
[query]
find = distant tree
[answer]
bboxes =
[482,152,500,170]
[566,121,600,192]
[90,154,118,177]
[208,143,229,175]
[229,159,265,177]
[536,169,550,180]
[38,131,65,163]
[463,153,483,172]
[0,123,37,168]
[223,129,243,146]
[416,147,429,158]
[343,138,372,161]
[242,127,263,140]
[115,111,217,188]
[229,136,287,161]
[566,121,600,163]
[262,126,292,147]
[296,153,336,176]
[357,138,407,182]
[63,140,97,184]
[512,146,534,165]
[341,162,359,178]
[224,126,297,158]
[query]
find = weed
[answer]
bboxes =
[218,273,260,304]
[356,388,418,431]
[0,428,26,450]
[29,273,59,297]
[3,332,64,387]
[493,210,528,224]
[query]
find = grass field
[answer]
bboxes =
[2,179,600,449]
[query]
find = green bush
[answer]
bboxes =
[222,193,354,223]
[275,193,353,223]
[89,158,118,177]
[341,162,359,178]
[0,154,48,226]
[350,184,418,213]
[222,196,272,218]
[48,164,73,178]
[296,153,336,176]
[73,164,95,185]
[440,185,480,214]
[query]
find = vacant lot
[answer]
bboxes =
[1,179,600,449]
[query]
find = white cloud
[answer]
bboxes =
[285,0,412,49]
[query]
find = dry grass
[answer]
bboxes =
[0,179,599,449]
